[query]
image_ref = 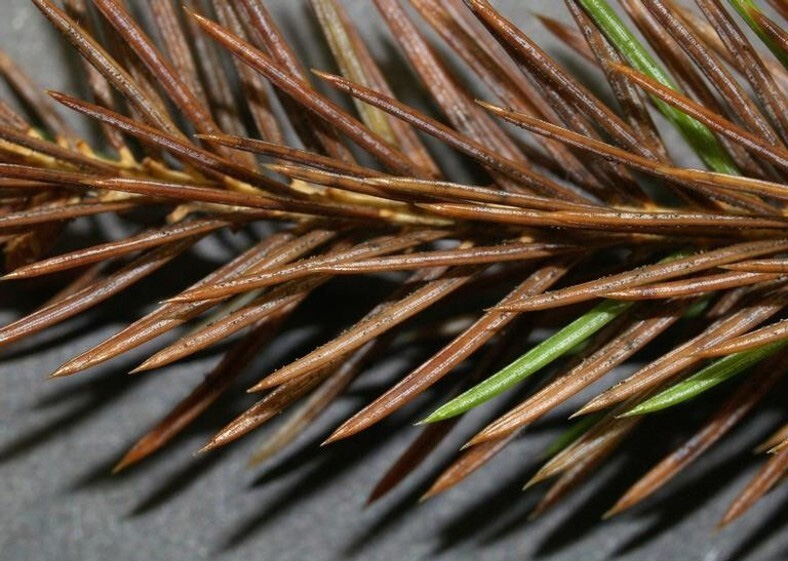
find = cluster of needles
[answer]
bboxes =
[1,0,787,532]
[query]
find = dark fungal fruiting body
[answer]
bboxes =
[0,0,786,543]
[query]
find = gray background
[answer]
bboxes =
[0,1,786,560]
